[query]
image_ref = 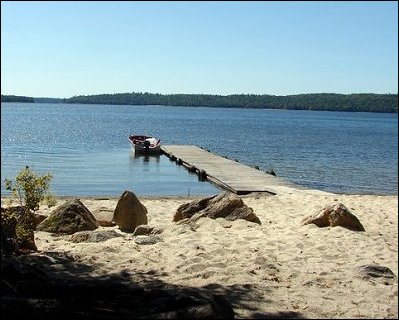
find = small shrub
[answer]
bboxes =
[4,166,53,212]
[2,166,53,255]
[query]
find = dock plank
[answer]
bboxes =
[161,145,300,195]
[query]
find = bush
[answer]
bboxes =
[2,166,53,255]
[4,166,53,212]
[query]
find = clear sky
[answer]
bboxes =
[1,1,398,98]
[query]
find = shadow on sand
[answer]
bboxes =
[1,252,306,319]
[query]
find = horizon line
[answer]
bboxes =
[2,91,398,100]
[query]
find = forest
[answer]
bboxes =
[1,95,34,103]
[65,92,398,113]
[2,93,397,113]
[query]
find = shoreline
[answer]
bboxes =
[2,184,398,201]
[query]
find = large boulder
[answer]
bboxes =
[302,203,365,231]
[37,199,99,234]
[112,190,148,233]
[174,192,261,224]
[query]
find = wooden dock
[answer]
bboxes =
[161,145,300,195]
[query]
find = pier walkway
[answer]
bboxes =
[161,145,301,195]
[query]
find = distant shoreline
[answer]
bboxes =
[2,92,398,113]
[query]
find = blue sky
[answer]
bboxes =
[1,1,398,98]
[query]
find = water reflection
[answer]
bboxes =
[131,152,161,164]
[126,151,220,196]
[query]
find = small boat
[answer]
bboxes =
[128,135,161,154]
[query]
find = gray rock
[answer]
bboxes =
[70,230,123,243]
[37,199,98,234]
[356,264,396,279]
[132,225,163,236]
[174,192,261,224]
[134,235,162,245]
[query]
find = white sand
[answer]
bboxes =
[10,187,398,318]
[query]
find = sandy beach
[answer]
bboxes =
[2,186,398,318]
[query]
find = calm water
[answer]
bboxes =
[1,103,397,196]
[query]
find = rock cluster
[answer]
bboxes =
[174,192,261,224]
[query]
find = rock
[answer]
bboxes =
[70,230,123,243]
[174,196,211,222]
[302,203,365,231]
[34,213,48,228]
[355,264,396,279]
[133,225,153,236]
[112,191,148,233]
[133,225,163,236]
[134,235,162,245]
[174,192,261,224]
[92,207,115,227]
[36,199,99,234]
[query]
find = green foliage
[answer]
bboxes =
[1,94,34,103]
[2,93,397,112]
[3,166,53,253]
[65,92,398,113]
[5,166,53,213]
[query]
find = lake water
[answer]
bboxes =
[1,102,397,196]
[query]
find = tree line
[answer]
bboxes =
[2,92,397,113]
[65,92,398,113]
[1,95,34,103]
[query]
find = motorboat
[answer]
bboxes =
[128,135,161,154]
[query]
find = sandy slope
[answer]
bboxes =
[5,187,397,318]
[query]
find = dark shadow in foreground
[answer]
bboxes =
[1,252,306,319]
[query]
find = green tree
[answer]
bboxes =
[65,92,398,113]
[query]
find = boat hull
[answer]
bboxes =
[129,135,161,155]
[134,144,162,155]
